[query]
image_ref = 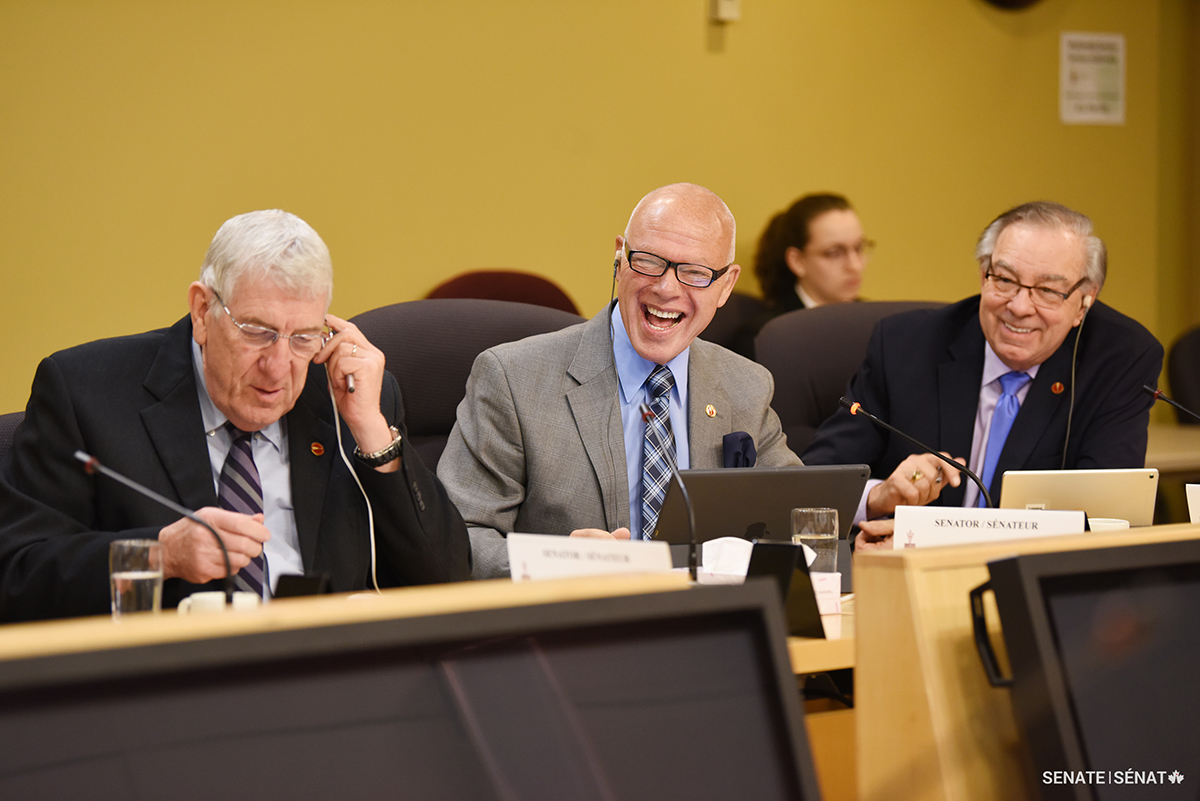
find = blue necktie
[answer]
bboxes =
[978,371,1032,507]
[641,365,676,541]
[219,424,268,596]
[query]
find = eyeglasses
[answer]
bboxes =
[624,245,731,288]
[213,291,327,357]
[984,271,1089,310]
[811,239,875,264]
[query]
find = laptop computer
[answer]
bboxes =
[999,468,1160,526]
[652,464,870,545]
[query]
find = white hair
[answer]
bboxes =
[199,209,333,308]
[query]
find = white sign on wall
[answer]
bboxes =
[1060,32,1125,125]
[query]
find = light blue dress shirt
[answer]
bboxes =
[192,341,305,594]
[610,304,690,538]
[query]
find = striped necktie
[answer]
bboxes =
[977,371,1032,507]
[641,365,677,541]
[219,424,267,596]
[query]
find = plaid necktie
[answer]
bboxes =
[641,365,677,541]
[978,371,1032,507]
[219,424,267,596]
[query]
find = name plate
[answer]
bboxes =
[892,505,1086,549]
[507,533,673,581]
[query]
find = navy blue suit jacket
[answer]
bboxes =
[802,296,1163,505]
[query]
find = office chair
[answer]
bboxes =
[0,410,24,463]
[350,299,584,470]
[756,301,944,453]
[1167,326,1200,425]
[701,291,768,353]
[426,270,580,315]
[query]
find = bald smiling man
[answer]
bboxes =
[438,183,801,578]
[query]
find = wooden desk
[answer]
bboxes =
[0,573,830,800]
[1146,422,1200,479]
[788,595,855,673]
[1146,423,1200,522]
[789,596,857,801]
[854,522,1200,801]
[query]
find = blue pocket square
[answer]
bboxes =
[723,431,757,468]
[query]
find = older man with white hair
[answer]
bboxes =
[0,209,470,620]
[803,201,1163,550]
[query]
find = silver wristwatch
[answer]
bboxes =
[354,425,403,467]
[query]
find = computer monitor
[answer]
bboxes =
[983,539,1200,800]
[0,582,822,800]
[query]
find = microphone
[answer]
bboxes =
[838,397,995,509]
[1143,385,1200,424]
[638,402,698,581]
[74,451,235,602]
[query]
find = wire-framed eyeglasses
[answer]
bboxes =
[984,271,1089,310]
[213,291,327,357]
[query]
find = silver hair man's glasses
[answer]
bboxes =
[212,291,327,357]
[624,245,731,288]
[984,271,1089,310]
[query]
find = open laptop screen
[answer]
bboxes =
[653,464,869,544]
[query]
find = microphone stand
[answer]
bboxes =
[1143,385,1200,423]
[638,403,697,581]
[75,451,235,603]
[838,397,995,509]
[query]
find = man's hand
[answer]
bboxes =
[314,314,399,473]
[158,508,271,583]
[569,527,633,540]
[866,452,965,518]
[855,518,894,552]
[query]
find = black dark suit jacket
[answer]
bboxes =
[0,317,471,621]
[802,296,1163,505]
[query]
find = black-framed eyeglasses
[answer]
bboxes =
[624,245,731,289]
[984,271,1089,310]
[212,290,328,357]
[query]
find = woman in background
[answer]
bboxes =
[730,193,873,357]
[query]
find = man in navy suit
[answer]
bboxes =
[803,201,1163,550]
[0,210,469,620]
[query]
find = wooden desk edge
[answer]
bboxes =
[0,572,691,662]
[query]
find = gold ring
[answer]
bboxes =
[351,344,358,357]
[911,470,924,482]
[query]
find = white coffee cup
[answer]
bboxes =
[1089,517,1130,532]
[177,590,261,614]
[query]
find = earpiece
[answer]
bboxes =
[613,256,620,275]
[1082,295,1093,309]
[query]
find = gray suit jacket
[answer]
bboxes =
[438,307,800,578]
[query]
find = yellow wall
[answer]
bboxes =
[1,0,1192,413]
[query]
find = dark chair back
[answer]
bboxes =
[426,270,580,315]
[756,301,945,454]
[702,292,767,353]
[0,410,24,463]
[351,299,585,469]
[1168,326,1200,425]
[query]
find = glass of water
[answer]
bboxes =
[791,508,839,574]
[109,539,163,618]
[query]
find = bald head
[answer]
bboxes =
[625,183,737,265]
[615,182,742,365]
